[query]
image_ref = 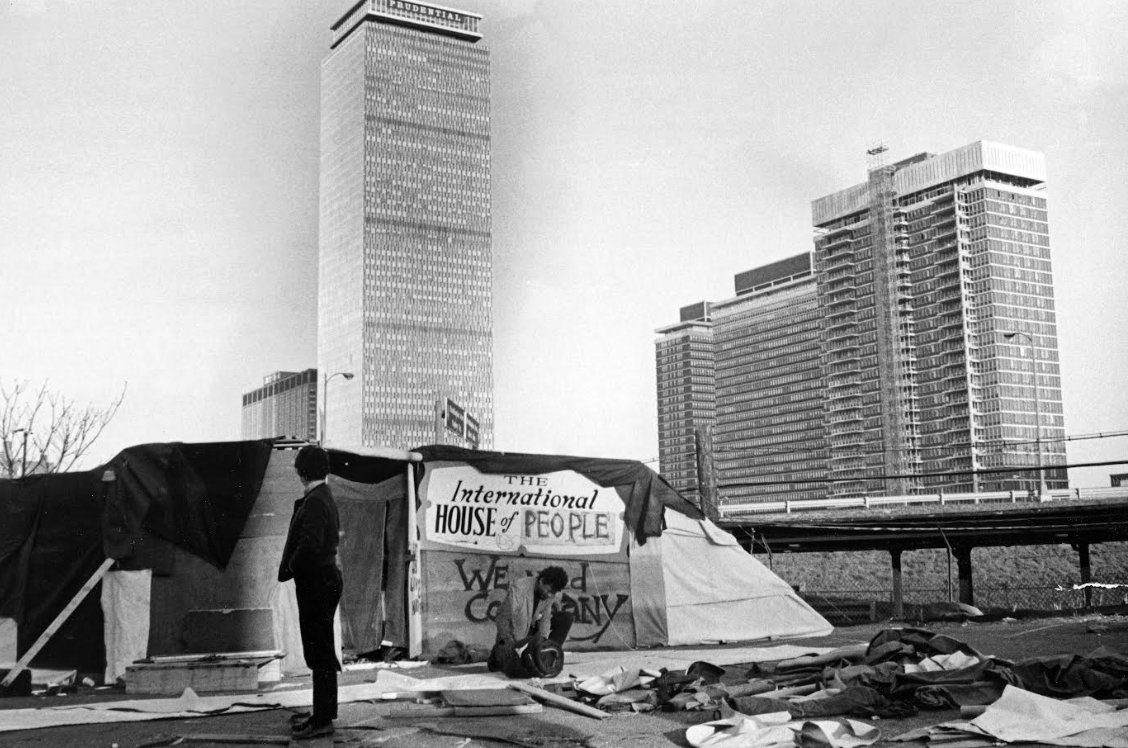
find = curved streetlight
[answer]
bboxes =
[321,371,354,447]
[1001,331,1045,500]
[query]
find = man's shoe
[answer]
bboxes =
[289,711,312,729]
[293,719,334,740]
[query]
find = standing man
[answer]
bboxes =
[278,445,342,740]
[489,566,573,675]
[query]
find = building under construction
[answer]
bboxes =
[657,140,1068,506]
[812,140,1066,497]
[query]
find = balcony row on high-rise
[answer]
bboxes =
[656,141,1066,508]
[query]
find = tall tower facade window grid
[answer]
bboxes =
[711,276,827,505]
[655,256,824,506]
[319,0,493,451]
[241,369,319,442]
[654,319,716,504]
[812,141,1066,497]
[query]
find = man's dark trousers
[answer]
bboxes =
[295,564,343,722]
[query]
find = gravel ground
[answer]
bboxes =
[1,613,1126,748]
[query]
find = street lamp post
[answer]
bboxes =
[1001,331,1046,500]
[321,371,354,447]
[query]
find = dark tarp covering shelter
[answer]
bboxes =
[0,470,105,672]
[0,440,273,671]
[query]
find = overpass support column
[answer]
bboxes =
[890,549,904,619]
[955,546,974,607]
[1078,541,1092,608]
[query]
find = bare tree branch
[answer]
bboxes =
[0,379,127,478]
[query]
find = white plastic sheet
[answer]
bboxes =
[969,686,1128,745]
[686,712,881,748]
[101,569,151,683]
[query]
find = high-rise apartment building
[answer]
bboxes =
[319,0,493,450]
[654,302,715,504]
[813,141,1066,496]
[712,255,826,504]
[656,141,1067,505]
[242,370,318,442]
[655,255,826,507]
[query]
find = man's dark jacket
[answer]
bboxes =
[278,482,340,582]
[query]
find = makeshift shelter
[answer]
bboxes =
[0,440,277,682]
[1,440,830,684]
[393,445,833,655]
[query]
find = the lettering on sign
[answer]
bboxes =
[451,557,629,644]
[447,478,600,509]
[522,509,610,545]
[426,469,622,554]
[433,503,496,537]
[388,0,470,25]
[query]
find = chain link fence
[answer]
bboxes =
[799,583,1128,626]
[768,542,1128,625]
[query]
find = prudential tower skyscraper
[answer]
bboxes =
[318,0,493,449]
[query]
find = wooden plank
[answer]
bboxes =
[145,650,284,664]
[1,557,115,688]
[124,660,259,695]
[178,735,291,745]
[507,681,608,720]
[387,703,543,718]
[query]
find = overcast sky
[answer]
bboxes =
[2,0,1125,487]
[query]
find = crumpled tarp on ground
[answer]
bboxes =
[894,684,1128,747]
[803,627,1128,716]
[564,644,835,680]
[668,624,1128,746]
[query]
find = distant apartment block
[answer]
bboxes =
[656,140,1067,505]
[712,255,826,504]
[656,255,826,507]
[241,370,318,441]
[654,302,715,504]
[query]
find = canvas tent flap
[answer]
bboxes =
[658,511,833,644]
[415,445,703,545]
[627,530,669,647]
[332,473,411,653]
[102,569,151,683]
[104,440,274,569]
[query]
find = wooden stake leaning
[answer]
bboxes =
[1,557,115,688]
[507,681,609,720]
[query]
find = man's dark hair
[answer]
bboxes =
[294,445,331,482]
[538,566,568,593]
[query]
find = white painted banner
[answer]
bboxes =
[421,466,624,555]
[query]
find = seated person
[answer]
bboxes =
[489,566,573,674]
